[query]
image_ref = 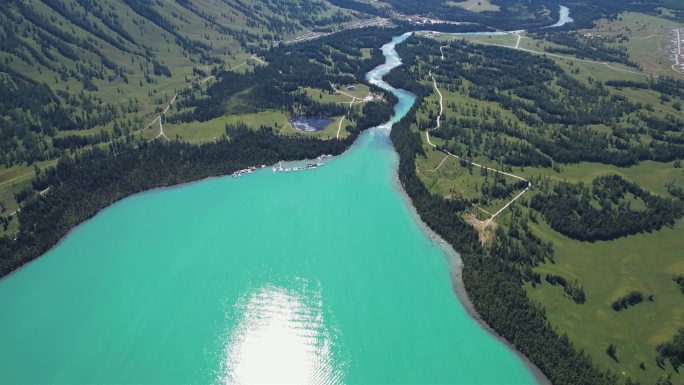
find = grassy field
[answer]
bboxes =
[302,83,373,104]
[0,160,58,236]
[446,0,500,13]
[461,11,684,82]
[585,12,683,78]
[159,81,370,145]
[519,161,684,197]
[410,81,531,221]
[416,147,520,217]
[526,216,684,384]
[163,110,352,145]
[464,33,656,81]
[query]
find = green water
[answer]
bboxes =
[0,33,537,384]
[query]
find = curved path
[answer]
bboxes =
[134,56,265,142]
[336,116,346,139]
[425,57,531,228]
[329,81,375,138]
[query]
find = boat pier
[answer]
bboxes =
[272,155,331,174]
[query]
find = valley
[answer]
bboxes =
[1,1,684,384]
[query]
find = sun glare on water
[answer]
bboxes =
[219,282,344,385]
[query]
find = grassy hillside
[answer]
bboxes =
[0,0,360,224]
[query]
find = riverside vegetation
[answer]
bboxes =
[390,27,684,384]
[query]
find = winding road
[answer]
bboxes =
[425,62,531,228]
[329,81,376,138]
[141,56,265,142]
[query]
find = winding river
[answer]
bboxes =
[0,35,541,384]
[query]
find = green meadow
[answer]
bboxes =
[527,216,684,384]
[586,12,683,78]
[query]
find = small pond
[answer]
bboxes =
[290,116,333,132]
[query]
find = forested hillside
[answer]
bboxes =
[168,27,397,125]
[391,33,684,385]
[0,0,356,167]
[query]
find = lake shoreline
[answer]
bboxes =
[371,32,551,385]
[388,165,552,385]
[0,146,354,282]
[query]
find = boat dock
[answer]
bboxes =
[272,155,331,174]
[232,165,266,178]
[232,155,332,178]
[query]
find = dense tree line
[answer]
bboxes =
[531,175,684,241]
[611,291,648,311]
[606,77,684,100]
[325,0,391,18]
[546,274,586,304]
[349,94,397,134]
[674,276,684,295]
[388,57,620,385]
[51,132,111,150]
[657,329,684,371]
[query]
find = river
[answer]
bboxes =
[0,34,539,384]
[546,5,574,29]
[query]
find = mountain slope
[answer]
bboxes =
[0,0,356,167]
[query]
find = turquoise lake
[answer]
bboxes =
[0,33,537,384]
